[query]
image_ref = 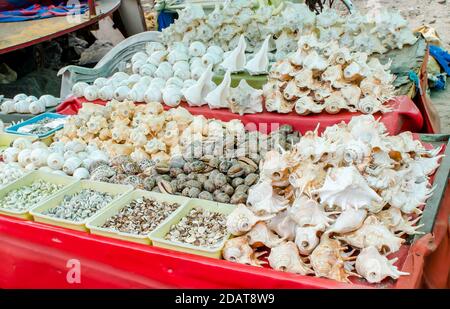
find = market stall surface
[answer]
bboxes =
[0,0,121,55]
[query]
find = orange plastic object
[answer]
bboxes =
[57,95,424,135]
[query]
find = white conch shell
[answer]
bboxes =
[72,82,88,98]
[83,85,99,101]
[247,180,289,215]
[247,222,284,248]
[310,233,357,283]
[47,152,65,170]
[188,41,206,57]
[62,156,82,175]
[38,94,60,107]
[267,210,297,241]
[162,85,183,107]
[99,85,114,101]
[303,50,328,71]
[313,166,382,210]
[144,86,162,103]
[113,86,130,101]
[2,147,20,163]
[288,196,334,230]
[294,225,321,255]
[375,207,424,235]
[338,216,404,253]
[30,148,50,167]
[220,35,247,73]
[155,62,173,80]
[72,167,89,179]
[268,241,313,275]
[228,79,263,115]
[328,208,368,234]
[205,70,231,109]
[182,64,215,106]
[128,84,146,102]
[356,246,409,283]
[12,137,32,150]
[226,204,274,236]
[222,236,265,267]
[139,63,157,76]
[1,100,16,113]
[244,35,270,75]
[18,149,33,167]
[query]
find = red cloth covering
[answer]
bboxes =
[57,95,424,135]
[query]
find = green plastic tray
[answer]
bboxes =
[212,72,268,89]
[30,180,133,232]
[0,133,37,151]
[149,199,236,259]
[0,171,78,220]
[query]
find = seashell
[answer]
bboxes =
[38,95,60,108]
[17,149,33,167]
[247,222,284,248]
[13,93,28,102]
[182,64,215,106]
[130,148,150,163]
[128,84,146,103]
[222,236,265,267]
[303,50,329,71]
[375,207,424,235]
[12,137,33,150]
[144,86,162,103]
[328,208,368,234]
[132,60,146,74]
[174,69,191,81]
[113,86,130,102]
[166,77,184,88]
[47,152,65,170]
[269,60,294,81]
[30,148,50,167]
[131,51,148,64]
[155,62,173,80]
[167,49,189,64]
[288,196,334,230]
[148,50,168,66]
[162,85,183,107]
[341,85,362,107]
[228,79,264,116]
[72,167,89,179]
[338,216,404,253]
[355,246,409,283]
[226,204,274,236]
[14,100,29,113]
[189,41,206,57]
[190,66,205,80]
[139,63,158,76]
[313,166,382,211]
[83,85,99,101]
[357,95,392,114]
[267,210,297,241]
[220,35,247,73]
[247,180,289,215]
[268,241,313,275]
[62,156,82,175]
[244,35,270,75]
[205,69,231,110]
[25,162,36,171]
[1,100,16,113]
[310,234,357,283]
[93,77,109,89]
[72,82,89,98]
[145,42,165,55]
[201,52,221,67]
[294,225,321,255]
[98,85,114,101]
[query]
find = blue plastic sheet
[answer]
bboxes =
[157,10,177,31]
[430,45,450,75]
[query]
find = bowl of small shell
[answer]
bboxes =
[0,170,77,219]
[86,190,189,245]
[149,199,235,259]
[30,180,133,231]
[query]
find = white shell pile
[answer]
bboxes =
[0,162,27,188]
[0,93,60,114]
[264,35,396,115]
[2,137,108,178]
[162,2,417,60]
[223,115,443,284]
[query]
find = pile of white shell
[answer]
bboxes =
[223,115,443,284]
[2,137,109,179]
[0,93,60,114]
[264,35,396,115]
[162,2,417,60]
[0,162,27,188]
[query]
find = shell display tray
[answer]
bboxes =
[5,112,67,139]
[149,199,236,259]
[0,133,37,151]
[86,190,190,245]
[30,180,133,232]
[0,171,78,219]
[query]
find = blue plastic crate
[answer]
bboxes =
[5,113,67,139]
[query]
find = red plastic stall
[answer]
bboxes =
[57,95,425,135]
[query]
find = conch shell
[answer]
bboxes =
[375,208,424,235]
[313,166,382,210]
[205,69,231,109]
[268,241,313,275]
[226,204,274,236]
[310,234,357,283]
[222,236,265,266]
[247,222,284,248]
[247,180,289,215]
[355,246,409,283]
[182,64,215,106]
[328,208,367,234]
[288,195,334,230]
[267,210,297,241]
[294,225,321,256]
[220,35,247,73]
[244,35,270,75]
[338,216,404,253]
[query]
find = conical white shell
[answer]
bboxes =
[182,64,215,106]
[220,35,247,73]
[245,35,270,75]
[205,69,231,109]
